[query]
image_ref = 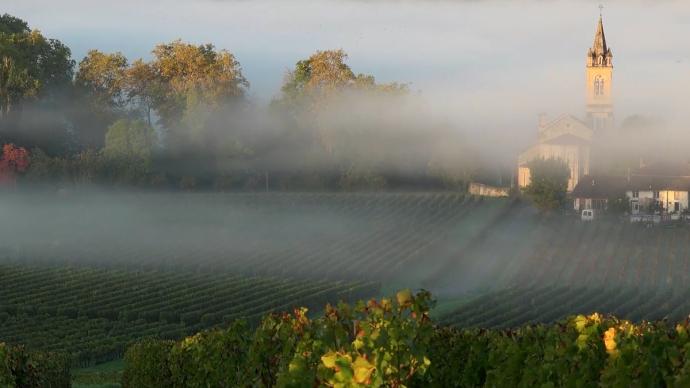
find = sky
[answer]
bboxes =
[5,0,690,136]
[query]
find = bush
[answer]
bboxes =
[121,338,174,388]
[0,343,71,388]
[121,292,690,387]
[123,290,434,387]
[168,321,251,387]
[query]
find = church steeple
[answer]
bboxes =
[593,17,607,55]
[586,11,613,131]
[587,15,613,67]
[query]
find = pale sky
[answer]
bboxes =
[5,0,690,134]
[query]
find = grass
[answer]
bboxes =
[72,359,124,388]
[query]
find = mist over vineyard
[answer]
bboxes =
[4,191,690,307]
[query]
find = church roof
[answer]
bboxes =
[538,114,593,144]
[592,16,608,57]
[543,133,591,146]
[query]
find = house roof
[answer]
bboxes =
[572,165,690,199]
[571,175,628,199]
[627,175,690,192]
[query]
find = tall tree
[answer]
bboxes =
[124,59,159,126]
[0,14,74,122]
[147,40,248,135]
[0,14,74,154]
[72,50,128,149]
[274,49,409,185]
[525,158,570,212]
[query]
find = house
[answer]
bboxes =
[572,164,690,214]
[624,164,690,214]
[571,175,627,211]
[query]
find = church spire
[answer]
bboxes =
[587,10,612,67]
[592,15,607,57]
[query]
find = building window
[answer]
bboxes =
[653,191,659,199]
[594,76,604,96]
[632,191,639,198]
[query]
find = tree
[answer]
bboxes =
[103,119,156,159]
[147,40,248,133]
[124,59,159,126]
[273,49,410,187]
[525,158,570,212]
[75,50,128,114]
[72,50,128,149]
[0,14,74,121]
[0,14,74,155]
[276,49,406,116]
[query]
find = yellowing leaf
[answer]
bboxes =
[588,313,602,323]
[396,289,413,307]
[604,327,617,353]
[574,315,587,332]
[352,356,375,384]
[322,351,338,369]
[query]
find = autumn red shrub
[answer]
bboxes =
[0,144,30,185]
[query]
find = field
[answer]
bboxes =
[2,191,690,379]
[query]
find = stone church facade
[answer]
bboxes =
[518,15,614,192]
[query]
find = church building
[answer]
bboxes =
[518,14,613,192]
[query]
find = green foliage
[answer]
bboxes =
[120,292,690,388]
[121,339,174,387]
[0,14,74,117]
[104,119,156,159]
[525,157,570,211]
[424,313,690,387]
[0,342,71,388]
[122,290,435,387]
[169,321,250,387]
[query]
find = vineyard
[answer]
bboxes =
[439,209,690,327]
[1,192,512,291]
[0,263,376,367]
[3,191,690,381]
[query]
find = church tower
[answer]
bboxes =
[586,13,613,131]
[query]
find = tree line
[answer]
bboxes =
[0,13,490,191]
